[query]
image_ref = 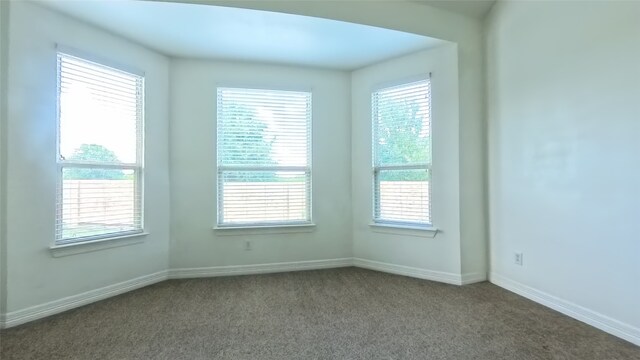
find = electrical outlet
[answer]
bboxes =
[514,252,523,266]
[244,240,252,251]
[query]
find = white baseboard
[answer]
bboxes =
[490,272,640,346]
[0,258,485,329]
[168,258,353,279]
[353,258,467,285]
[0,271,168,329]
[461,271,488,285]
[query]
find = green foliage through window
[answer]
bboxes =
[374,96,430,181]
[63,144,126,180]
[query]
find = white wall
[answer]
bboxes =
[181,1,487,278]
[0,0,10,318]
[170,59,352,269]
[181,0,487,277]
[486,0,640,344]
[352,45,470,281]
[1,0,489,326]
[4,2,171,313]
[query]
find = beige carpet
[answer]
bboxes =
[0,267,638,359]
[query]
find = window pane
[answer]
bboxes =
[372,79,431,226]
[217,88,312,226]
[57,168,141,242]
[219,170,309,225]
[59,54,141,164]
[374,169,430,225]
[373,80,431,166]
[56,53,144,245]
[217,88,310,167]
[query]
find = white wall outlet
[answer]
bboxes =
[514,252,523,266]
[244,240,252,251]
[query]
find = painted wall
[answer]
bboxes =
[0,0,10,318]
[352,45,470,281]
[169,59,352,269]
[177,0,487,278]
[1,0,488,325]
[486,0,640,342]
[4,2,171,312]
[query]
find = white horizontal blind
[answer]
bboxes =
[217,88,311,226]
[372,78,431,227]
[56,52,144,244]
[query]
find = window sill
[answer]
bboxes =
[213,223,316,236]
[369,223,439,238]
[49,232,148,258]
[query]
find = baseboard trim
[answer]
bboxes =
[490,272,640,346]
[353,258,465,285]
[0,258,485,329]
[168,258,353,279]
[461,271,488,285]
[0,271,168,329]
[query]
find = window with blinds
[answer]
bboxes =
[216,88,312,227]
[372,78,432,227]
[56,52,144,245]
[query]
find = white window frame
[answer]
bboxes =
[215,87,313,228]
[371,76,432,229]
[55,48,145,246]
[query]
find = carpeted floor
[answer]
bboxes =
[0,267,638,360]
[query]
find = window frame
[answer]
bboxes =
[54,47,145,246]
[215,86,313,229]
[371,76,433,229]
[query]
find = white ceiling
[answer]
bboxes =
[37,0,444,70]
[412,0,496,19]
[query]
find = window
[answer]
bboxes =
[372,78,432,228]
[216,88,312,227]
[56,52,144,245]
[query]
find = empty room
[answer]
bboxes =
[0,0,638,359]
